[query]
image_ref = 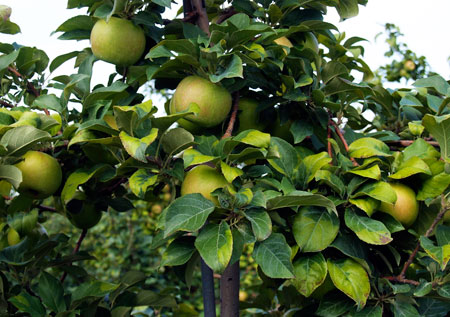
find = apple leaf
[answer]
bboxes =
[9,292,46,317]
[220,161,243,183]
[209,54,243,83]
[32,94,63,113]
[327,258,370,309]
[119,129,158,163]
[161,236,196,267]
[129,169,158,198]
[417,172,450,201]
[292,252,328,297]
[293,206,340,252]
[183,148,220,169]
[268,137,300,178]
[389,156,432,179]
[267,190,337,214]
[344,209,392,245]
[161,128,195,156]
[252,233,294,279]
[351,181,397,204]
[414,75,450,96]
[0,165,22,189]
[422,114,450,162]
[233,129,271,148]
[244,208,272,241]
[38,272,66,313]
[420,236,450,271]
[349,197,380,216]
[195,222,233,273]
[348,137,391,158]
[163,193,215,238]
[0,126,52,157]
[347,164,381,180]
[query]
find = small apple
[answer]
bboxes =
[15,151,62,199]
[0,5,11,21]
[236,98,266,134]
[379,183,419,227]
[90,17,146,66]
[7,228,20,246]
[65,197,102,230]
[171,76,232,128]
[181,165,229,206]
[404,60,416,71]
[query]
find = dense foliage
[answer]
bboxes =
[0,0,449,316]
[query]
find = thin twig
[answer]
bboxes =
[222,92,240,139]
[0,99,15,108]
[327,122,333,162]
[329,120,358,166]
[386,139,439,148]
[37,205,57,213]
[7,66,49,115]
[60,228,88,283]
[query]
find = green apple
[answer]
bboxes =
[379,183,419,227]
[90,17,146,66]
[15,151,62,199]
[236,98,266,134]
[181,165,229,206]
[7,228,20,246]
[171,76,232,128]
[66,197,102,230]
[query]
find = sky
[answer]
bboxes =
[0,0,449,96]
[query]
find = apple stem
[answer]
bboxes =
[7,66,49,115]
[222,92,240,139]
[329,120,358,166]
[383,195,449,284]
[60,228,88,283]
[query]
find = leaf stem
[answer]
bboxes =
[60,228,88,283]
[329,119,358,166]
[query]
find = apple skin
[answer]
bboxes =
[171,76,232,128]
[7,228,20,246]
[236,98,266,134]
[90,17,146,66]
[181,165,229,206]
[15,151,62,199]
[66,199,102,230]
[379,183,419,227]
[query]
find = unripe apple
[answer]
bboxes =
[15,151,62,199]
[90,17,146,66]
[379,183,419,227]
[7,228,20,246]
[65,197,102,230]
[181,165,229,206]
[236,98,266,134]
[171,76,232,128]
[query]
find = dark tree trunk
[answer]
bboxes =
[220,261,240,317]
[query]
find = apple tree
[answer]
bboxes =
[0,0,449,316]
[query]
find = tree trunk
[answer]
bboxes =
[220,261,240,317]
[201,259,216,317]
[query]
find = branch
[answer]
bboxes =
[386,139,439,148]
[7,66,49,115]
[216,8,238,24]
[60,228,88,283]
[222,92,240,139]
[184,0,210,36]
[0,99,15,108]
[329,120,358,166]
[37,205,57,213]
[327,124,333,162]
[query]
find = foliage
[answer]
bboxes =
[0,0,449,316]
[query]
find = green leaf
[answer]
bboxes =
[347,164,381,180]
[0,49,19,72]
[298,152,332,184]
[195,222,233,273]
[161,128,195,156]
[293,206,340,252]
[392,301,420,317]
[49,51,79,73]
[244,208,272,241]
[292,253,327,297]
[327,258,370,309]
[0,20,20,35]
[233,129,271,148]
[417,172,450,201]
[322,61,349,84]
[161,236,196,267]
[351,181,397,204]
[220,161,243,183]
[267,191,337,214]
[209,54,244,83]
[9,292,46,317]
[268,137,300,178]
[335,0,360,19]
[0,126,52,157]
[183,148,219,169]
[438,283,450,298]
[0,165,22,189]
[119,129,158,162]
[349,197,380,216]
[389,156,432,179]
[344,209,392,245]
[252,233,294,279]
[348,137,391,158]
[403,138,440,161]
[419,236,450,270]
[316,292,354,317]
[414,75,450,96]
[38,271,66,313]
[422,114,450,162]
[164,194,215,237]
[32,94,63,113]
[71,280,119,304]
[61,164,110,203]
[129,169,158,198]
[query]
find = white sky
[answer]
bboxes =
[0,0,449,95]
